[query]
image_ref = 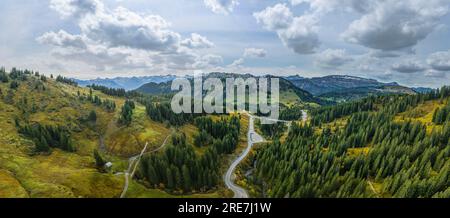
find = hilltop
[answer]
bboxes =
[285,75,416,101]
[135,72,324,108]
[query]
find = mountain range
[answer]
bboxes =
[75,73,429,103]
[135,72,323,107]
[75,75,176,90]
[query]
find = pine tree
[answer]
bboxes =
[182,165,192,192]
[166,168,174,189]
[147,165,159,186]
[36,136,50,153]
[94,149,106,168]
[88,110,97,123]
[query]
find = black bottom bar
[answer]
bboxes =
[0,198,448,217]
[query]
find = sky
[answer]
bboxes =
[0,0,450,88]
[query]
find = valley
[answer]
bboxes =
[0,68,448,198]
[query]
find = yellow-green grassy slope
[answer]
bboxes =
[0,76,170,197]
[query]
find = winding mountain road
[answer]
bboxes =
[224,114,264,198]
[224,110,307,198]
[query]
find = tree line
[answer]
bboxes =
[88,84,142,98]
[138,133,220,193]
[249,87,450,198]
[137,115,241,193]
[77,88,117,112]
[194,116,240,154]
[16,120,75,153]
[56,75,78,86]
[145,101,195,126]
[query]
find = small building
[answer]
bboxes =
[105,162,113,168]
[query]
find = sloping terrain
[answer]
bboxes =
[135,72,323,107]
[285,75,416,102]
[319,85,416,102]
[0,73,172,197]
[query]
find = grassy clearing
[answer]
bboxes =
[347,147,371,157]
[394,100,446,134]
[0,169,29,198]
[280,90,302,107]
[125,180,222,198]
[313,116,348,135]
[104,105,171,157]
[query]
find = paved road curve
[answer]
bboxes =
[224,110,307,198]
[224,113,264,198]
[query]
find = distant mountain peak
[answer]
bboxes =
[75,75,176,90]
[284,74,416,99]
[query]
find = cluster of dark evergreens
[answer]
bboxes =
[250,87,450,198]
[1,67,53,87]
[93,149,106,169]
[56,75,78,86]
[77,89,116,112]
[432,100,450,124]
[194,116,240,154]
[138,133,220,192]
[9,67,30,81]
[280,105,305,120]
[88,84,143,98]
[138,116,241,193]
[118,100,135,126]
[145,101,195,126]
[89,84,127,97]
[0,67,46,83]
[16,121,75,153]
[309,97,375,126]
[257,120,286,139]
[0,67,9,83]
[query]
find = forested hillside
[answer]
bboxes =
[136,116,241,194]
[247,88,450,198]
[0,67,178,197]
[1,67,448,198]
[0,67,246,198]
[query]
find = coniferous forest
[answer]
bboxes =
[2,1,450,210]
[137,116,241,193]
[249,88,450,198]
[0,66,448,199]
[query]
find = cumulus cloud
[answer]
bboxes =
[254,4,319,54]
[79,7,181,52]
[244,48,267,58]
[427,50,450,71]
[181,33,214,49]
[315,49,353,69]
[40,0,221,72]
[289,0,449,52]
[342,0,449,51]
[254,4,293,31]
[50,0,102,18]
[204,0,239,15]
[36,30,87,49]
[391,60,426,73]
[192,54,223,68]
[278,15,319,54]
